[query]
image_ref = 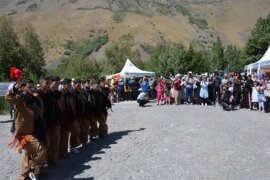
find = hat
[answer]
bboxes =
[138,88,142,91]
[131,77,134,80]
[10,67,22,79]
[188,71,192,74]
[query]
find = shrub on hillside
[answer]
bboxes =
[189,16,208,29]
[48,35,108,78]
[112,12,125,23]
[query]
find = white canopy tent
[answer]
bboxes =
[106,59,155,79]
[245,45,270,74]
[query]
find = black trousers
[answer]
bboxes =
[137,99,148,106]
[222,102,231,111]
[212,87,221,105]
[201,98,208,105]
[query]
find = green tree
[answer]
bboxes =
[0,16,24,80]
[210,37,225,71]
[242,13,270,65]
[155,42,187,75]
[186,44,210,74]
[105,35,140,73]
[143,42,168,74]
[21,24,46,78]
[224,45,241,72]
[64,55,100,78]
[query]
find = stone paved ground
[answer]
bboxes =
[1,101,270,180]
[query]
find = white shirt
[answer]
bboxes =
[137,92,145,100]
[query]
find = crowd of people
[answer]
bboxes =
[6,76,111,180]
[5,70,270,179]
[109,71,270,112]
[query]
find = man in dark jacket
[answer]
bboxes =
[6,78,47,180]
[212,72,222,106]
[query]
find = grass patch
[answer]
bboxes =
[140,44,157,55]
[175,3,208,29]
[112,11,126,23]
[49,35,109,78]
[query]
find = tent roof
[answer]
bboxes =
[245,46,270,70]
[106,59,155,79]
[258,45,270,63]
[120,59,154,76]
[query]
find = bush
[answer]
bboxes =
[0,96,8,114]
[189,16,208,29]
[176,4,191,16]
[157,5,171,15]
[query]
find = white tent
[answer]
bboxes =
[106,59,155,79]
[245,45,270,74]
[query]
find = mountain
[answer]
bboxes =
[0,0,269,66]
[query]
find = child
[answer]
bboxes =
[251,83,259,110]
[258,87,266,111]
[200,76,209,106]
[155,81,164,105]
[164,80,172,105]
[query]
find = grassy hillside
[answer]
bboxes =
[0,0,269,66]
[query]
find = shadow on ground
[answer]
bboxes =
[0,119,14,123]
[42,128,146,180]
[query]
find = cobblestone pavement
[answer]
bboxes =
[1,101,270,180]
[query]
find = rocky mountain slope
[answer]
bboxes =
[0,0,269,65]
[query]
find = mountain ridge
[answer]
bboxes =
[0,0,269,66]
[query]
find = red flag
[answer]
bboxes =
[112,74,120,80]
[10,67,22,79]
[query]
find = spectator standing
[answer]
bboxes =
[212,72,222,106]
[150,78,157,100]
[233,75,242,108]
[8,82,15,120]
[221,73,229,87]
[118,79,125,101]
[258,87,266,111]
[131,78,140,101]
[173,74,181,105]
[124,79,131,101]
[242,75,253,109]
[185,71,194,105]
[200,76,209,106]
[181,76,186,104]
[110,78,118,103]
[193,75,201,105]
[264,79,270,112]
[155,81,164,105]
[164,79,172,105]
[251,82,259,110]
